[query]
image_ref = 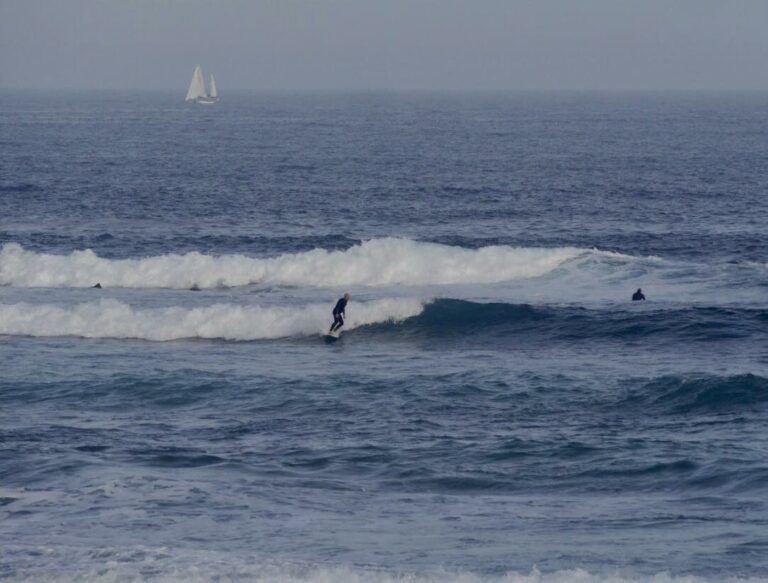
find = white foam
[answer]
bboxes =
[3,551,766,583]
[0,298,424,341]
[0,239,585,289]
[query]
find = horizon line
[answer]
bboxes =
[3,86,768,94]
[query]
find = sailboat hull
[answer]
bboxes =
[188,97,219,105]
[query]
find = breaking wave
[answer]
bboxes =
[3,546,767,583]
[0,298,424,341]
[1,297,765,344]
[0,239,587,289]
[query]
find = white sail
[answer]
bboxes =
[209,74,218,98]
[185,65,207,101]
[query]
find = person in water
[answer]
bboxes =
[632,288,646,301]
[329,293,351,333]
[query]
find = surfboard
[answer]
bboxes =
[324,330,341,343]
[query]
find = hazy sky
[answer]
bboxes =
[1,0,767,91]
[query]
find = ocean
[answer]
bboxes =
[0,91,767,582]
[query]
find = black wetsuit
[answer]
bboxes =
[632,290,646,301]
[330,297,347,332]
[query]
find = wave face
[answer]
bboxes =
[0,239,585,289]
[619,374,768,415]
[0,298,424,341]
[362,299,768,344]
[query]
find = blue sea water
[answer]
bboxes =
[1,90,767,582]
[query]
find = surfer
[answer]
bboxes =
[329,293,351,333]
[632,288,646,301]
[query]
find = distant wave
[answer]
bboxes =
[0,298,424,341]
[0,239,588,289]
[619,374,768,415]
[0,182,42,193]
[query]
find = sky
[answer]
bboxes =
[1,0,768,91]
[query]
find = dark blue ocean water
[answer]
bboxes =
[1,91,768,582]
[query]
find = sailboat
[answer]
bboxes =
[185,65,219,104]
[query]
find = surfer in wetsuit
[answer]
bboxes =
[632,288,646,301]
[329,293,351,333]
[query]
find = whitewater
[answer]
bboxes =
[0,239,586,289]
[0,297,425,341]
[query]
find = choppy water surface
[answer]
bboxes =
[1,91,767,582]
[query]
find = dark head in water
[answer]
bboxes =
[632,288,646,301]
[92,282,102,289]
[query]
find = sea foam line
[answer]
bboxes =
[3,554,766,583]
[0,239,586,289]
[0,298,424,341]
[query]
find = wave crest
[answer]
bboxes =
[0,239,585,289]
[0,298,424,341]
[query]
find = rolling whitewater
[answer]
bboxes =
[1,91,767,582]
